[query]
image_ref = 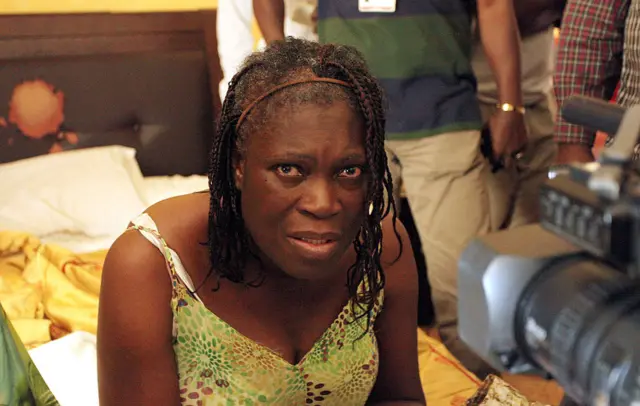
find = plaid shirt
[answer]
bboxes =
[554,0,634,146]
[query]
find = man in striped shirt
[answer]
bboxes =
[554,0,639,163]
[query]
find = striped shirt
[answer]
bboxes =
[317,1,481,140]
[554,0,640,146]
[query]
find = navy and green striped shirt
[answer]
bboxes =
[318,1,482,140]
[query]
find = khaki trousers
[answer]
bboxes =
[385,91,557,378]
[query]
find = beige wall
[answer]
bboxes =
[0,0,217,14]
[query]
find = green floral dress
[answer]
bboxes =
[131,213,384,406]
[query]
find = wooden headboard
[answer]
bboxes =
[0,10,222,176]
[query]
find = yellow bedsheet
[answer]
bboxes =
[418,329,481,405]
[0,230,480,404]
[0,230,105,348]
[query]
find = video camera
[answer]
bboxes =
[458,96,640,406]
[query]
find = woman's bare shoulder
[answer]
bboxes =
[144,192,209,228]
[103,192,209,289]
[98,193,211,363]
[142,192,210,248]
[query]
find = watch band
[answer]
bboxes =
[496,102,526,114]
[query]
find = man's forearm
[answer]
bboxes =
[477,0,523,106]
[253,0,286,44]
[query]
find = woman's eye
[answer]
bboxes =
[338,166,363,178]
[275,164,302,177]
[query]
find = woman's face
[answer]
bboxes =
[235,100,367,281]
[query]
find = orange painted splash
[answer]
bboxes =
[8,79,65,139]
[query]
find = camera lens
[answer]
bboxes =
[515,254,640,405]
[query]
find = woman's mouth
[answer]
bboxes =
[287,234,340,261]
[298,237,331,245]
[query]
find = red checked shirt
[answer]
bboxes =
[554,0,637,146]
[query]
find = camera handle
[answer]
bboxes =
[561,96,640,200]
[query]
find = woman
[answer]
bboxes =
[97,38,425,406]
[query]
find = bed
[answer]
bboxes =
[0,10,544,406]
[0,10,220,405]
[0,10,218,343]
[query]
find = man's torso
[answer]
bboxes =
[317,0,482,140]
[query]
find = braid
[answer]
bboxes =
[205,38,401,333]
[202,65,264,288]
[320,59,400,330]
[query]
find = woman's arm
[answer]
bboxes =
[97,230,181,406]
[367,219,426,406]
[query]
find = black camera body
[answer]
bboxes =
[458,97,640,406]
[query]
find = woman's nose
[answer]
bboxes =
[298,178,341,219]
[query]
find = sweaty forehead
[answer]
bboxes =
[245,100,365,158]
[238,78,358,130]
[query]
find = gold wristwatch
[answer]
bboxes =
[496,102,525,114]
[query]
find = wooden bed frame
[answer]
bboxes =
[0,10,222,176]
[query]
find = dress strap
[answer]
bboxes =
[128,213,203,303]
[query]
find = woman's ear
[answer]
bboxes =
[232,152,245,191]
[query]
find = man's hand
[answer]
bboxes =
[489,110,528,166]
[556,144,595,164]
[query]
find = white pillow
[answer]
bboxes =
[142,174,209,206]
[0,146,147,238]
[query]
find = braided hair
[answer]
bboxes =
[205,37,399,328]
